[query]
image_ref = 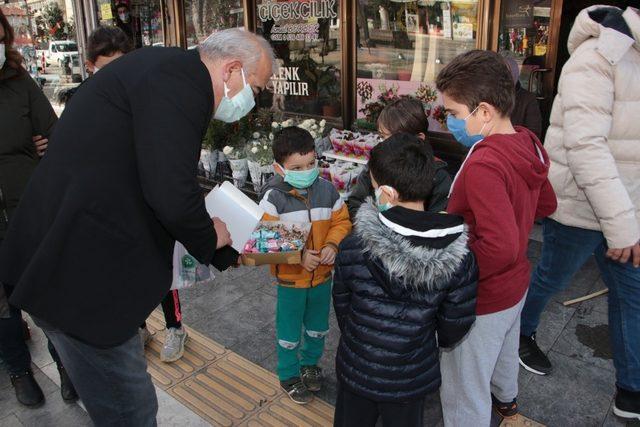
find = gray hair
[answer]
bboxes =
[199,29,277,74]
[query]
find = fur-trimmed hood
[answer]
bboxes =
[355,201,470,293]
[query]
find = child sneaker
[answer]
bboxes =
[492,394,518,419]
[161,327,188,362]
[301,365,323,392]
[613,387,640,421]
[280,378,314,405]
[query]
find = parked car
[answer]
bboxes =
[46,40,78,68]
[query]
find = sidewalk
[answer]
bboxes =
[1,237,639,426]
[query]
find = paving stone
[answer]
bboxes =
[528,297,578,353]
[519,351,615,426]
[553,308,615,373]
[156,386,210,426]
[578,279,609,316]
[190,293,276,349]
[230,322,277,366]
[0,414,22,427]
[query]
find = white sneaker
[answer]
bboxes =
[139,326,152,348]
[161,327,188,363]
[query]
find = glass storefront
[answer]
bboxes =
[183,0,245,48]
[497,0,551,94]
[95,0,164,47]
[67,0,562,139]
[356,0,479,131]
[255,0,343,118]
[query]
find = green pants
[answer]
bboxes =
[276,279,332,381]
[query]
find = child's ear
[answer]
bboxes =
[274,162,285,177]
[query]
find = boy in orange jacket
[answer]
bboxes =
[259,126,352,405]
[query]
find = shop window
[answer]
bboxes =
[255,0,343,119]
[184,0,244,48]
[356,0,480,132]
[497,0,551,94]
[96,0,164,48]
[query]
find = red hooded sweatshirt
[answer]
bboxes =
[447,127,557,315]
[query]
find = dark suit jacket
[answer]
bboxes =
[0,47,235,347]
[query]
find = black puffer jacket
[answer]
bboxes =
[333,202,477,402]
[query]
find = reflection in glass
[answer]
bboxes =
[255,0,342,118]
[356,0,479,130]
[184,0,244,48]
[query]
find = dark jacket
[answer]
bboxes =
[511,82,543,140]
[333,202,478,402]
[0,66,57,239]
[346,160,452,219]
[0,47,237,347]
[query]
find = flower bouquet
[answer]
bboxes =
[246,132,275,192]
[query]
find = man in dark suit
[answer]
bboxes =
[0,28,276,425]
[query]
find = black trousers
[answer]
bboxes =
[0,283,61,374]
[140,289,182,330]
[334,384,425,427]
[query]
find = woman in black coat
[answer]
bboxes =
[0,9,77,407]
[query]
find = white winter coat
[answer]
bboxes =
[545,6,640,248]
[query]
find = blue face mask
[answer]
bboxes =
[278,163,319,189]
[446,106,486,148]
[374,186,394,212]
[214,68,256,123]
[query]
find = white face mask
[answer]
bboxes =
[213,68,256,123]
[0,44,6,69]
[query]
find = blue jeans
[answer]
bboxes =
[36,317,158,426]
[521,218,640,392]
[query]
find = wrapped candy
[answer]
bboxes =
[243,223,309,254]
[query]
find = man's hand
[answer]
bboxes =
[320,246,337,265]
[33,135,48,157]
[301,249,321,272]
[212,217,232,249]
[606,242,640,268]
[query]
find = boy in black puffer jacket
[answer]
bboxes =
[332,133,478,427]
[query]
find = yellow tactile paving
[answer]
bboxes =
[144,309,544,427]
[145,310,228,390]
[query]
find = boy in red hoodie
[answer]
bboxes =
[436,50,557,425]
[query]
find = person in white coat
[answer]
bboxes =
[518,5,640,422]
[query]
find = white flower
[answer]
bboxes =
[263,145,268,150]
[251,147,259,154]
[252,132,260,139]
[269,133,274,140]
[320,119,326,127]
[311,124,318,130]
[283,119,293,127]
[272,122,279,128]
[222,146,234,155]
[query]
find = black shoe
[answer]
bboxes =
[519,333,552,376]
[10,370,45,408]
[300,365,323,392]
[492,394,518,419]
[280,378,313,405]
[613,387,640,421]
[58,365,79,402]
